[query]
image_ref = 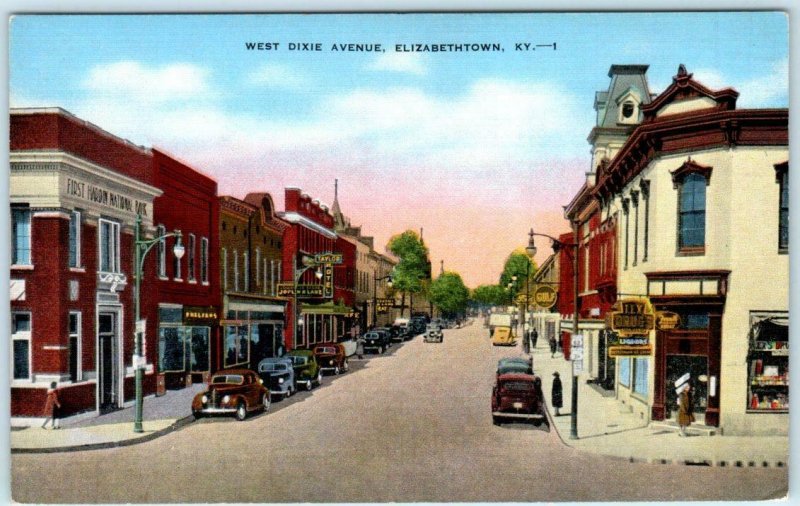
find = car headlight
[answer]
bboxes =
[222,395,230,404]
[330,359,335,365]
[278,377,284,384]
[201,395,208,404]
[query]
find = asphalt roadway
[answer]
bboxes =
[11,321,789,503]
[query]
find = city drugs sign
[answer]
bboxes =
[606,298,655,337]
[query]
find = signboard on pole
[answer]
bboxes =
[376,297,394,312]
[314,252,343,264]
[533,285,557,309]
[323,264,334,298]
[606,298,655,336]
[571,333,583,376]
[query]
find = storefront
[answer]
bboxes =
[222,299,286,370]
[297,301,353,348]
[746,312,788,413]
[157,305,217,389]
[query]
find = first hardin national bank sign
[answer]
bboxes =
[66,177,150,217]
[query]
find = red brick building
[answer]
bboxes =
[279,188,357,350]
[152,149,221,390]
[10,108,161,418]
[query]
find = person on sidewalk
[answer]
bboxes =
[678,381,695,437]
[551,372,563,416]
[531,328,539,349]
[549,335,557,357]
[41,382,62,430]
[523,329,530,354]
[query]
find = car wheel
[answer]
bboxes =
[378,345,383,354]
[532,419,542,427]
[262,393,271,412]
[492,416,501,426]
[343,359,349,372]
[306,379,313,391]
[235,402,247,421]
[316,371,323,385]
[334,365,340,375]
[193,411,203,420]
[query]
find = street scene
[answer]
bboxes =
[7,11,791,503]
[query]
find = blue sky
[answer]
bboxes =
[8,12,789,285]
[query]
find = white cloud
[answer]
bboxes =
[368,52,427,75]
[736,58,789,107]
[82,61,212,103]
[246,63,307,88]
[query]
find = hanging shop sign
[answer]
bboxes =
[533,285,557,309]
[183,306,219,325]
[277,283,324,298]
[376,297,394,312]
[323,264,334,298]
[606,298,655,337]
[314,252,343,265]
[655,311,681,330]
[608,345,653,357]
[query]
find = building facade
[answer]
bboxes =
[152,149,221,390]
[10,108,161,418]
[219,193,289,371]
[592,66,789,435]
[530,253,561,352]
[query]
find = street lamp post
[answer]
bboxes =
[133,215,183,433]
[373,273,393,328]
[292,255,323,351]
[527,226,580,440]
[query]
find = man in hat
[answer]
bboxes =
[551,372,563,416]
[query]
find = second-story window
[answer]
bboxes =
[201,237,209,283]
[99,219,121,273]
[243,252,249,292]
[678,173,707,252]
[172,235,182,280]
[12,206,32,266]
[188,234,196,282]
[778,166,789,251]
[233,250,239,292]
[157,225,166,277]
[69,210,81,268]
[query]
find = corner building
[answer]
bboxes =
[592,66,788,435]
[10,108,161,418]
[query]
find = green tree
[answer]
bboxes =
[430,272,470,317]
[471,284,506,307]
[499,248,537,300]
[387,230,431,316]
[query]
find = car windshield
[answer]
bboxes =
[499,365,531,374]
[502,380,534,392]
[365,333,378,339]
[211,374,244,385]
[316,347,336,354]
[262,363,287,372]
[290,356,308,365]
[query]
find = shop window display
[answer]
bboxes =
[747,312,788,412]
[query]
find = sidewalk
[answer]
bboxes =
[11,384,204,453]
[530,343,789,467]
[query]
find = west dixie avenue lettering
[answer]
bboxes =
[65,178,149,216]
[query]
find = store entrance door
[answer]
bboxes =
[665,355,708,424]
[98,312,118,413]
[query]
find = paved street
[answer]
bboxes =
[12,321,788,503]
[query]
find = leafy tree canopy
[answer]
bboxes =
[387,230,431,293]
[499,248,537,298]
[471,284,507,306]
[430,271,470,316]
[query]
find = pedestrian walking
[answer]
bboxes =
[523,329,530,354]
[549,334,557,357]
[41,382,61,429]
[531,328,539,349]
[677,379,695,437]
[551,372,563,416]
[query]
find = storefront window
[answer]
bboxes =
[189,327,210,372]
[633,358,648,397]
[747,312,788,412]
[225,325,249,367]
[159,327,185,372]
[99,219,121,273]
[69,210,81,268]
[618,357,631,387]
[12,312,31,380]
[12,207,31,266]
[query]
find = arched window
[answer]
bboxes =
[679,173,706,250]
[621,101,635,119]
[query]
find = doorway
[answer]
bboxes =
[98,312,118,413]
[665,354,708,424]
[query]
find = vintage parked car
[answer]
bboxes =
[192,369,270,421]
[257,357,296,398]
[424,323,443,343]
[287,349,323,390]
[496,356,534,376]
[363,330,392,354]
[313,343,349,375]
[339,336,359,357]
[491,372,547,426]
[491,326,516,346]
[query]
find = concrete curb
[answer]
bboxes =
[11,415,195,454]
